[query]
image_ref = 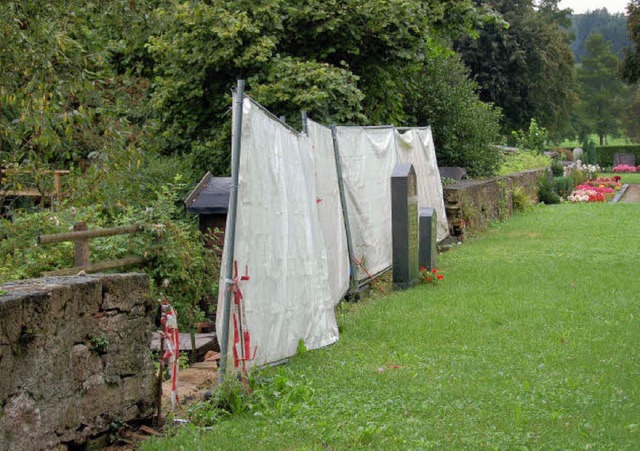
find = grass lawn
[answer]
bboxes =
[601,172,640,185]
[559,135,637,147]
[144,203,640,449]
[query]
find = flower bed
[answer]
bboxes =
[613,164,640,173]
[567,176,621,203]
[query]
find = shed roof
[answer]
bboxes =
[184,172,231,215]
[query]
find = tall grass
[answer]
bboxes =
[144,203,640,450]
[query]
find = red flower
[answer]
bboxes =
[420,266,426,272]
[426,276,432,282]
[437,274,444,280]
[432,268,438,274]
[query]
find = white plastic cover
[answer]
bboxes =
[307,120,351,302]
[217,98,449,368]
[335,126,397,279]
[395,127,448,241]
[217,99,338,368]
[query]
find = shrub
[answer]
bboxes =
[582,139,596,165]
[0,176,218,328]
[568,169,586,187]
[553,176,574,198]
[512,186,534,212]
[550,160,564,177]
[511,119,549,154]
[498,151,551,176]
[537,175,560,204]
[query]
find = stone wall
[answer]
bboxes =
[442,168,551,237]
[0,273,155,450]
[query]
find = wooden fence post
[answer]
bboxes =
[73,222,90,267]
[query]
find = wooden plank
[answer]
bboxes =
[38,224,141,244]
[0,190,44,197]
[42,256,146,276]
[184,171,212,208]
[73,222,90,267]
[150,332,217,353]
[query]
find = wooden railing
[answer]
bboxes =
[0,169,70,202]
[38,222,146,276]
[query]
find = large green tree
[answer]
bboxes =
[621,1,640,83]
[576,33,629,144]
[456,0,577,137]
[147,0,503,175]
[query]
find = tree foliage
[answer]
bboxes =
[570,8,630,63]
[576,33,629,144]
[456,0,577,137]
[621,1,640,83]
[403,55,503,177]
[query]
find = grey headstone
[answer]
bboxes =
[572,147,583,161]
[391,163,419,289]
[613,153,636,167]
[419,208,437,271]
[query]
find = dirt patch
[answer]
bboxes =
[619,184,640,203]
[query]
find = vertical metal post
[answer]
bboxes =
[219,80,245,384]
[330,125,356,289]
[301,110,309,135]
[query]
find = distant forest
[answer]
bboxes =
[571,8,630,62]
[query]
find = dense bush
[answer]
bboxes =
[550,160,565,176]
[0,177,218,327]
[405,55,504,177]
[553,176,574,198]
[537,175,561,204]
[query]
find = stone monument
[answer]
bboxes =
[419,207,437,271]
[391,163,419,289]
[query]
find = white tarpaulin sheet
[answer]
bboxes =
[307,120,350,302]
[395,127,449,241]
[335,125,448,280]
[217,97,448,368]
[217,98,338,368]
[335,126,397,279]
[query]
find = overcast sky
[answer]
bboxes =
[557,0,629,14]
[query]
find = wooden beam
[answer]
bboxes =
[42,256,147,277]
[184,171,212,209]
[38,225,142,245]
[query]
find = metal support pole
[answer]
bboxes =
[301,110,309,135]
[219,80,245,384]
[330,125,356,290]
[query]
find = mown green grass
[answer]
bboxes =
[559,135,637,147]
[143,203,640,450]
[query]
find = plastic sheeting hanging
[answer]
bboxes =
[217,96,449,369]
[335,126,397,279]
[395,127,448,241]
[217,98,339,368]
[307,121,350,302]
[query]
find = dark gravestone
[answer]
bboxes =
[613,153,636,167]
[391,163,419,289]
[419,207,437,271]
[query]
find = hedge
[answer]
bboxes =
[595,145,640,167]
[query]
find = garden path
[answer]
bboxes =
[618,184,640,202]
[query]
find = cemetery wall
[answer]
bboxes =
[443,168,550,237]
[0,273,155,450]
